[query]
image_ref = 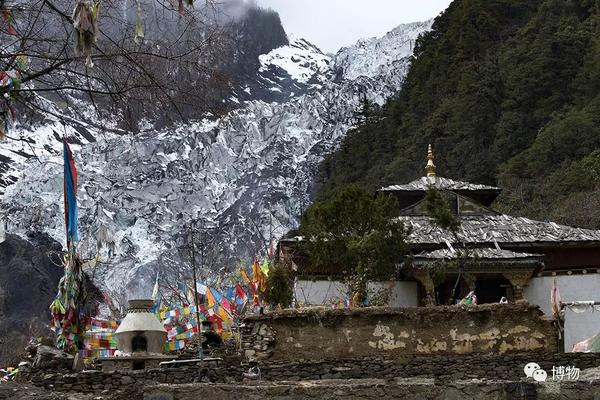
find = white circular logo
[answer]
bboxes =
[524,362,540,377]
[533,369,548,382]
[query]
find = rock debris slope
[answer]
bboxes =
[0,21,431,299]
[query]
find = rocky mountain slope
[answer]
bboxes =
[0,233,63,364]
[0,21,431,301]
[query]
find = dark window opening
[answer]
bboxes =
[434,275,512,305]
[475,278,512,304]
[131,335,147,352]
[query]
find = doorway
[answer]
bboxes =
[131,335,147,353]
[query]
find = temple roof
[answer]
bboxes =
[398,214,600,246]
[379,146,502,207]
[380,176,501,193]
[413,247,542,261]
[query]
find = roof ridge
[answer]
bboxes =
[380,175,501,192]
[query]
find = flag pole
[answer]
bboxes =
[188,223,203,360]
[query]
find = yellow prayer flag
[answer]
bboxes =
[217,306,231,322]
[252,259,266,294]
[240,268,252,285]
[206,289,216,308]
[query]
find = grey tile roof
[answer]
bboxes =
[380,176,500,192]
[398,214,600,245]
[413,247,542,260]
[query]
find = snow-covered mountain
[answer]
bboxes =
[232,38,333,104]
[334,21,431,81]
[0,21,431,301]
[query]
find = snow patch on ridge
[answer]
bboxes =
[259,39,331,84]
[335,20,432,81]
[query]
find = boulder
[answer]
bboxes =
[32,346,73,370]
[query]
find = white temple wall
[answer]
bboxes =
[294,280,418,307]
[294,280,348,305]
[367,281,419,307]
[524,275,600,352]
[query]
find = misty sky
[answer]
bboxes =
[253,0,452,53]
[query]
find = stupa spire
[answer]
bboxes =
[425,144,436,177]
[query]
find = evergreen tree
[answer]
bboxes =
[353,94,379,125]
[265,263,294,308]
[300,184,407,281]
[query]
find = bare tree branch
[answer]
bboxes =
[0,0,233,132]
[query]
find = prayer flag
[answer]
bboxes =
[1,8,17,36]
[151,273,159,299]
[221,295,233,313]
[206,288,216,308]
[151,273,161,313]
[225,286,235,302]
[261,259,270,276]
[268,240,275,258]
[208,287,231,313]
[253,292,260,306]
[177,281,188,296]
[15,53,28,71]
[252,259,261,282]
[235,283,248,305]
[551,278,561,318]
[252,259,266,294]
[217,306,231,322]
[196,282,207,295]
[199,304,210,317]
[63,140,78,247]
[209,287,223,303]
[240,267,252,285]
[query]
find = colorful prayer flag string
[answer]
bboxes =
[89,318,119,330]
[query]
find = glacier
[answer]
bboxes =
[0,21,431,301]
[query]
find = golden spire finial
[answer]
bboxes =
[425,144,436,177]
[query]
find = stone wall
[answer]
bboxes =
[241,304,558,361]
[19,352,600,396]
[144,377,600,400]
[18,363,243,395]
[258,352,600,382]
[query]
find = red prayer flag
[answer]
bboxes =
[235,283,248,304]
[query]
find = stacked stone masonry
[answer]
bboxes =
[241,304,558,361]
[144,378,600,400]
[18,352,600,393]
[18,304,587,399]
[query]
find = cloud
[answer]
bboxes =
[254,0,451,52]
[219,0,258,20]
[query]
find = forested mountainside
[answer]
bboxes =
[316,0,600,229]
